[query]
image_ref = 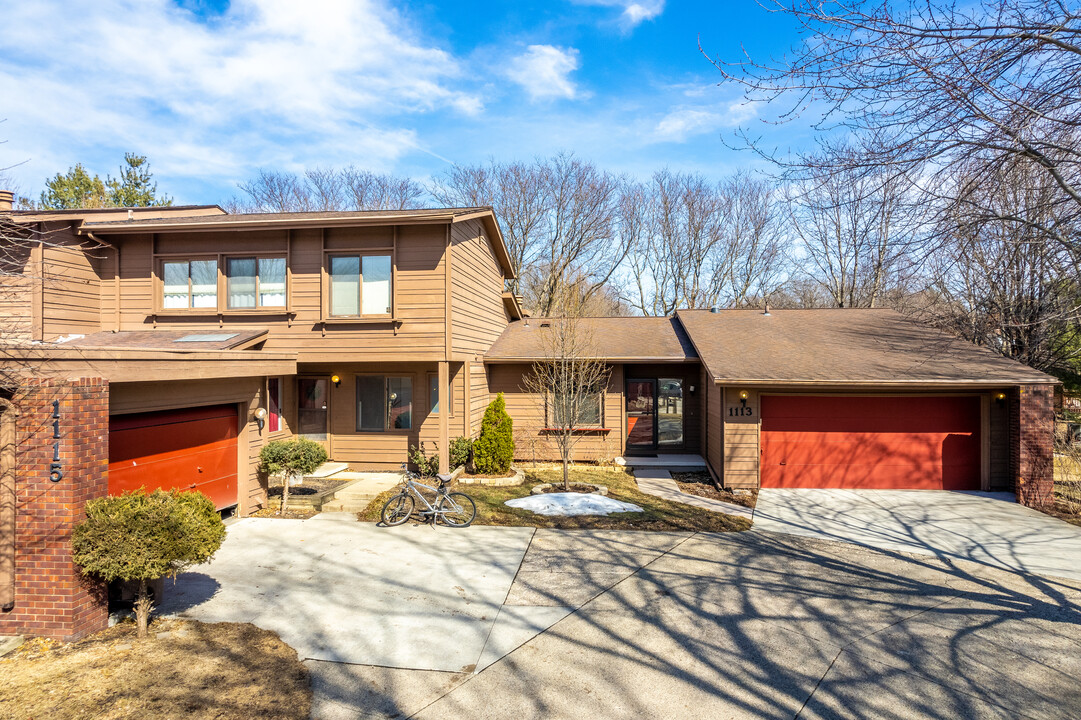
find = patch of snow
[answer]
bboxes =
[505,493,643,517]
[54,334,85,344]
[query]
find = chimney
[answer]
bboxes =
[0,190,13,212]
[710,306,720,313]
[763,301,771,316]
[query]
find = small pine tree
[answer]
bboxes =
[72,490,225,638]
[473,393,514,474]
[259,438,328,513]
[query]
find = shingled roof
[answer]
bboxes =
[485,316,698,362]
[676,308,1057,386]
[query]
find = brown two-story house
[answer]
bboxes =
[1,197,1058,516]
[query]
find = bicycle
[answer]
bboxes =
[381,462,477,528]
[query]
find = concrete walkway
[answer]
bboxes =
[634,468,754,520]
[754,488,1081,582]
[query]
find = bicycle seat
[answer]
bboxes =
[436,473,453,487]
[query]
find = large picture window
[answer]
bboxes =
[162,259,217,309]
[356,376,412,431]
[328,254,392,317]
[226,256,286,309]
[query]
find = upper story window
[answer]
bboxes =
[162,259,217,309]
[328,254,392,317]
[226,257,286,309]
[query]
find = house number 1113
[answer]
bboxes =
[50,399,63,483]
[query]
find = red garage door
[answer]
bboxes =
[760,396,981,490]
[109,405,238,509]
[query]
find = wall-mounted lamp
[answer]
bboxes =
[994,392,1007,405]
[688,385,695,393]
[739,390,749,407]
[252,406,268,430]
[331,374,341,388]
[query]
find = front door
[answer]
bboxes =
[626,379,657,453]
[298,378,329,442]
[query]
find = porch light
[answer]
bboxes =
[994,392,1006,405]
[331,375,341,387]
[252,406,268,430]
[739,390,748,407]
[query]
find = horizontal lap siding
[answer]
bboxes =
[450,220,506,360]
[723,387,760,489]
[299,362,443,469]
[110,225,449,359]
[490,363,624,463]
[42,239,102,339]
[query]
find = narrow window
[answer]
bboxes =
[259,257,287,306]
[356,375,385,431]
[429,373,439,415]
[362,255,392,315]
[267,377,281,433]
[190,260,217,308]
[329,256,360,316]
[387,377,412,430]
[162,261,190,309]
[227,257,257,309]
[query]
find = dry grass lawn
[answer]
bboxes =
[1053,454,1081,527]
[359,467,751,532]
[0,619,310,720]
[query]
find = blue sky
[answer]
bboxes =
[0,0,810,205]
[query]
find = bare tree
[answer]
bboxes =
[627,170,787,314]
[230,167,427,212]
[711,0,1081,255]
[784,155,918,308]
[925,154,1081,371]
[521,291,612,489]
[432,153,631,316]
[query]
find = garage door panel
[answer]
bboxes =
[109,405,238,509]
[761,395,980,491]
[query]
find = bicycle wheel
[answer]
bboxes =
[436,491,476,527]
[381,493,415,526]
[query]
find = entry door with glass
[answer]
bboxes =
[298,378,328,441]
[626,379,657,452]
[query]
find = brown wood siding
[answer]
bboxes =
[450,219,507,357]
[469,362,491,438]
[107,224,450,360]
[109,377,266,515]
[297,362,447,469]
[489,362,625,463]
[41,230,102,340]
[705,373,722,482]
[723,387,760,488]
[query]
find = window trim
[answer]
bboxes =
[355,373,415,433]
[153,252,290,316]
[322,251,395,321]
[158,256,219,312]
[225,255,288,311]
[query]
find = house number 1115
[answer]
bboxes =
[50,399,63,483]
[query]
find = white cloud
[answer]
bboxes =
[574,0,665,29]
[653,101,758,142]
[0,0,482,199]
[506,45,581,101]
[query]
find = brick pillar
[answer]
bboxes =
[1011,384,1054,509]
[0,377,109,642]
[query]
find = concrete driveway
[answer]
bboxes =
[159,517,1081,719]
[752,489,1081,582]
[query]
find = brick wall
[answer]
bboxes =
[0,377,110,641]
[1011,384,1054,509]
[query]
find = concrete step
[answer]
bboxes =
[305,462,350,480]
[320,502,378,513]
